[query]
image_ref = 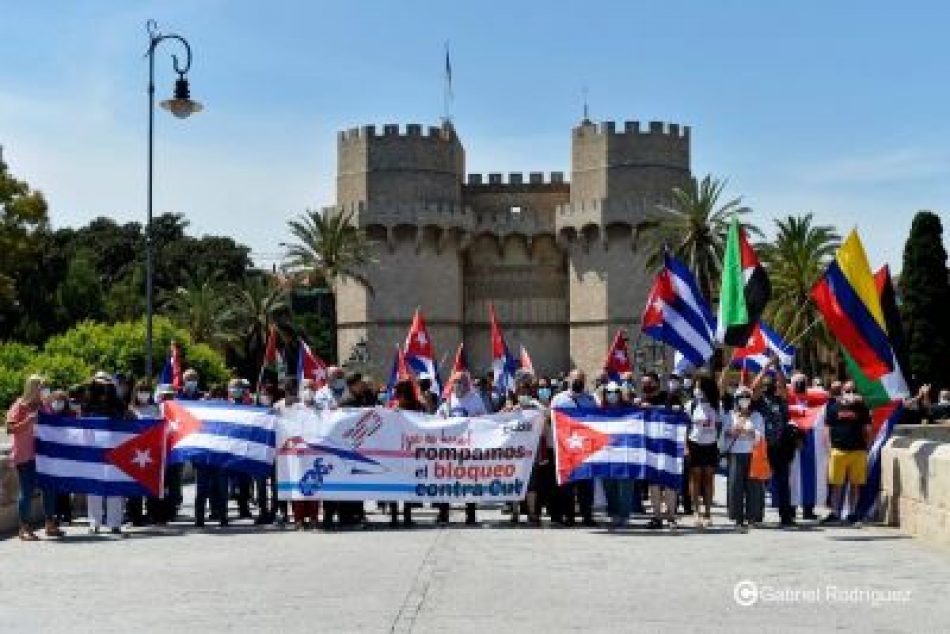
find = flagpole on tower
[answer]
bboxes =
[443,40,453,124]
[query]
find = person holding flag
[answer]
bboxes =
[603,330,633,382]
[404,308,441,410]
[489,304,519,406]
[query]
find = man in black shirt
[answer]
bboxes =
[821,381,871,526]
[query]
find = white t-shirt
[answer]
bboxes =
[687,400,718,445]
[438,391,488,417]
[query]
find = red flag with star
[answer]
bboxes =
[552,410,611,485]
[105,420,167,497]
[603,329,633,380]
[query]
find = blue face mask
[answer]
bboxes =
[538,388,552,402]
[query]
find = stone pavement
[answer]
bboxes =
[0,479,948,634]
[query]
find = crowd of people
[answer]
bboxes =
[5,358,945,541]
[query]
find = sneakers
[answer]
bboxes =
[110,527,128,539]
[845,514,864,528]
[819,513,841,526]
[44,520,65,538]
[647,517,663,530]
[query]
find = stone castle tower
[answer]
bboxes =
[332,119,691,381]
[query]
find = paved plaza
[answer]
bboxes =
[1,479,948,634]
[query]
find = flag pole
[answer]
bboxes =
[786,316,823,347]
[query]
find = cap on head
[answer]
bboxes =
[183,368,199,381]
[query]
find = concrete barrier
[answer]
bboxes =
[880,424,950,549]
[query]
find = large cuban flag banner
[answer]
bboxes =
[276,407,542,503]
[35,414,167,497]
[164,401,277,477]
[552,407,689,489]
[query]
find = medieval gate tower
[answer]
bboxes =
[332,118,691,381]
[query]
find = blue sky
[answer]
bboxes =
[1,0,948,270]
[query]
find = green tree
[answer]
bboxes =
[229,275,293,379]
[635,175,759,301]
[159,270,239,353]
[759,214,841,376]
[282,207,374,292]
[0,152,49,317]
[55,247,105,324]
[899,211,950,388]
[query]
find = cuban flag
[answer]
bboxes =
[404,308,441,398]
[165,401,276,477]
[297,339,328,395]
[787,399,828,509]
[603,329,633,381]
[160,341,183,390]
[730,321,796,376]
[641,252,716,368]
[35,414,167,497]
[489,303,519,398]
[552,407,688,489]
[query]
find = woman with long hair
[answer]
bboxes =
[685,375,720,528]
[5,375,63,541]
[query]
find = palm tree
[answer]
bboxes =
[281,207,374,293]
[230,275,293,376]
[759,213,840,375]
[159,270,238,352]
[635,175,760,302]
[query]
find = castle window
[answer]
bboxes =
[510,205,522,215]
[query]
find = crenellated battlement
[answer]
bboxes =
[464,172,567,187]
[338,122,456,143]
[573,120,690,140]
[554,196,674,234]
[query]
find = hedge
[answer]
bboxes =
[0,316,229,412]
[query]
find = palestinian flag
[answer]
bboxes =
[716,217,771,346]
[258,325,285,387]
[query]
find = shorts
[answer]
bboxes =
[828,449,868,486]
[687,441,719,469]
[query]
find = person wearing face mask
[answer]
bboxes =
[127,379,160,527]
[686,376,720,528]
[786,371,830,520]
[314,366,348,411]
[83,376,129,537]
[750,360,796,527]
[665,373,693,516]
[502,371,545,526]
[927,387,950,421]
[597,382,633,528]
[436,371,488,526]
[178,368,203,401]
[52,387,80,526]
[821,380,872,527]
[550,369,597,527]
[6,375,63,540]
[636,372,678,529]
[297,378,319,409]
[334,374,376,527]
[722,386,765,531]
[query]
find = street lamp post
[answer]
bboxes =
[145,20,202,381]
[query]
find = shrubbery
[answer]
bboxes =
[0,316,228,410]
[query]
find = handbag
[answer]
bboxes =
[749,437,772,481]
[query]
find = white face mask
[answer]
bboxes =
[259,396,273,407]
[737,397,752,410]
[301,389,315,403]
[693,388,704,401]
[51,400,66,413]
[136,392,151,405]
[668,379,681,392]
[683,378,694,390]
[606,392,620,405]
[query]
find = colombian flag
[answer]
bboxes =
[810,231,894,380]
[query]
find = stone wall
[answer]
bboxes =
[0,445,44,533]
[880,423,950,550]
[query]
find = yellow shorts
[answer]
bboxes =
[828,449,868,486]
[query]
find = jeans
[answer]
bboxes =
[195,465,228,525]
[15,460,56,525]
